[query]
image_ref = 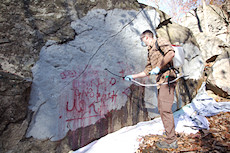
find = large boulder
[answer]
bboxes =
[25,7,205,150]
[0,0,143,152]
[180,4,230,98]
[0,1,141,152]
[180,5,229,44]
[180,4,229,61]
[0,0,75,78]
[26,8,160,148]
[195,33,225,61]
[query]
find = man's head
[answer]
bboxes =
[140,30,154,47]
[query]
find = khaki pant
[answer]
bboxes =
[158,79,177,144]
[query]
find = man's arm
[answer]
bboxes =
[158,50,175,69]
[124,71,147,81]
[132,71,148,79]
[129,51,174,80]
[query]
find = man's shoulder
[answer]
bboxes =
[157,37,168,42]
[157,37,171,45]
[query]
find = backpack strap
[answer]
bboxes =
[155,39,177,71]
[155,39,165,56]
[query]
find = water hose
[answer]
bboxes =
[130,75,185,87]
[104,68,187,87]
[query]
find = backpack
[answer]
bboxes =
[155,40,185,68]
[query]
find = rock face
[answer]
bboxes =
[0,71,31,152]
[0,0,76,78]
[207,50,230,96]
[25,7,204,150]
[0,72,31,134]
[180,4,230,98]
[26,8,160,145]
[181,5,229,44]
[0,1,142,152]
[2,1,228,153]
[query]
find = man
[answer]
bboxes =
[125,30,178,149]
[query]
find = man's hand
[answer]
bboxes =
[149,67,160,75]
[124,75,133,81]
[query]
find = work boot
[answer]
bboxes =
[156,140,178,149]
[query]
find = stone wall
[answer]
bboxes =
[0,71,31,152]
[25,8,161,147]
[0,0,139,78]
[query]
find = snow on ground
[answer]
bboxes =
[73,83,230,153]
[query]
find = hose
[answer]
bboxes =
[104,68,187,87]
[130,75,185,87]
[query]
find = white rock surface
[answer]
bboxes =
[180,5,229,43]
[26,8,205,141]
[26,8,161,141]
[182,43,204,80]
[195,33,224,61]
[180,5,229,62]
[208,58,230,95]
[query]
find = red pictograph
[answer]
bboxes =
[60,70,78,79]
[58,64,133,131]
[60,74,119,123]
